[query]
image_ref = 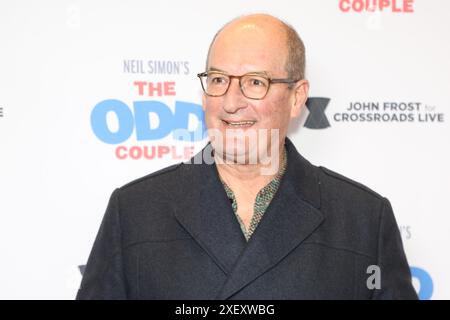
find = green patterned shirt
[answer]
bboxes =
[220,148,288,241]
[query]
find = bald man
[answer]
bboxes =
[77,14,417,300]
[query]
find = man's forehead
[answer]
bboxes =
[221,14,286,33]
[205,14,289,75]
[208,32,287,75]
[212,21,285,47]
[216,17,285,43]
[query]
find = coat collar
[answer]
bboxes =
[174,138,324,299]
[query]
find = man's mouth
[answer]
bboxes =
[222,120,256,128]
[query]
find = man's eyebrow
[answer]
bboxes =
[207,67,268,76]
[246,71,269,76]
[208,67,227,73]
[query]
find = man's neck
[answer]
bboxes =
[214,143,285,194]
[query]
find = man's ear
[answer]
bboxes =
[290,79,309,118]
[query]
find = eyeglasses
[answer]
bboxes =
[197,71,300,100]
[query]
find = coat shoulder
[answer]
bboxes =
[317,165,385,202]
[119,162,183,191]
[113,161,202,207]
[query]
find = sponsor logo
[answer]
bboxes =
[90,99,205,144]
[334,101,444,124]
[305,98,445,129]
[305,98,331,129]
[90,59,204,161]
[339,0,415,13]
[399,225,412,240]
[123,59,189,75]
[411,267,433,300]
[78,265,86,276]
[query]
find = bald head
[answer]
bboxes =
[206,14,306,81]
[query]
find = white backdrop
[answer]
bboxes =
[0,0,448,299]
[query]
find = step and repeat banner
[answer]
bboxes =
[0,0,448,299]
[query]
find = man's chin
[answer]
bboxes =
[213,145,250,164]
[215,141,273,165]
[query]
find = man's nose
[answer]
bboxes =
[222,78,248,113]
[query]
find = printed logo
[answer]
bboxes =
[411,266,433,300]
[78,265,86,276]
[90,59,205,161]
[339,0,415,13]
[399,225,412,240]
[305,97,331,129]
[304,99,445,129]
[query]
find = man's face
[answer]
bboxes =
[202,21,306,164]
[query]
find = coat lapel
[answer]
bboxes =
[216,139,324,299]
[174,144,247,275]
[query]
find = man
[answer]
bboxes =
[77,14,418,299]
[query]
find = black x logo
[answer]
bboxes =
[78,265,86,276]
[304,97,331,129]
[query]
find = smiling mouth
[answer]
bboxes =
[222,120,256,128]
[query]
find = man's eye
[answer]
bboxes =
[249,78,266,86]
[210,76,227,84]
